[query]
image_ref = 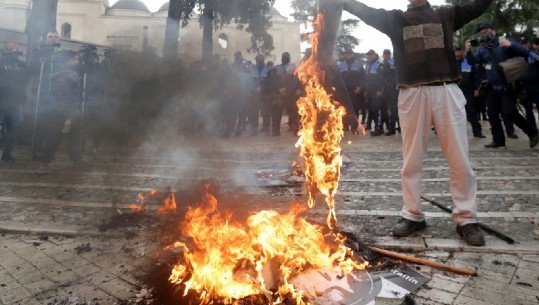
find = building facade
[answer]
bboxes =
[0,0,302,63]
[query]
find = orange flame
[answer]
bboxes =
[128,190,158,212]
[295,13,346,229]
[157,192,177,215]
[168,187,367,304]
[164,11,369,305]
[128,204,145,212]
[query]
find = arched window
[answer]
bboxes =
[61,22,71,39]
[218,33,228,49]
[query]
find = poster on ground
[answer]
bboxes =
[291,265,430,305]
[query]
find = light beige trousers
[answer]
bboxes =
[398,83,477,226]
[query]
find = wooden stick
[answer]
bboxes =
[369,246,478,277]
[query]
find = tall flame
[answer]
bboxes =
[163,11,367,305]
[168,187,366,304]
[295,13,346,229]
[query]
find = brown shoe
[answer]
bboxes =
[392,218,427,237]
[456,223,485,246]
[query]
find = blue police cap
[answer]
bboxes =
[477,22,494,32]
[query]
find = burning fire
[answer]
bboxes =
[295,13,346,230]
[128,189,177,214]
[166,185,366,304]
[128,190,158,212]
[141,11,368,305]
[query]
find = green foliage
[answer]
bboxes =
[335,19,360,54]
[290,0,361,55]
[445,0,539,46]
[172,0,275,58]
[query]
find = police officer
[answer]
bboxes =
[454,46,485,138]
[79,45,105,154]
[30,30,64,160]
[0,42,29,161]
[338,47,366,132]
[466,23,538,149]
[364,49,385,136]
[274,52,300,135]
[247,54,271,136]
[381,49,399,136]
[518,38,539,131]
[36,51,88,174]
[230,51,250,137]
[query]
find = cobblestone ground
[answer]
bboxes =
[0,121,538,305]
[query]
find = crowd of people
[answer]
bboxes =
[0,23,538,173]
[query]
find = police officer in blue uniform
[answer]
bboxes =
[518,38,539,131]
[247,54,271,136]
[364,49,385,136]
[338,47,366,132]
[466,23,538,148]
[274,52,300,135]
[455,46,485,138]
[381,49,399,136]
[0,42,28,161]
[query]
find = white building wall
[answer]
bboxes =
[0,0,301,64]
[0,0,30,32]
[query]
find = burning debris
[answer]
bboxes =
[295,12,347,230]
[117,5,433,305]
[255,158,351,188]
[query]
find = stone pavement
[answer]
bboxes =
[0,120,538,305]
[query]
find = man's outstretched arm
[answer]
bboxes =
[342,0,394,35]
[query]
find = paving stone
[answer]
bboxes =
[61,281,113,303]
[86,270,116,286]
[24,278,57,296]
[0,256,27,271]
[505,283,539,303]
[511,267,538,288]
[475,268,513,285]
[16,272,48,286]
[425,274,466,293]
[449,252,483,269]
[452,294,493,305]
[459,285,505,304]
[34,241,70,257]
[98,277,135,300]
[517,259,539,272]
[59,256,92,270]
[411,295,447,305]
[71,263,102,277]
[118,268,146,286]
[49,269,81,285]
[47,249,78,263]
[6,240,37,255]
[468,276,509,293]
[28,255,59,270]
[0,285,32,304]
[499,295,539,305]
[479,254,519,275]
[372,236,426,251]
[91,255,125,271]
[415,287,455,304]
[11,297,43,305]
[520,254,539,263]
[3,262,37,279]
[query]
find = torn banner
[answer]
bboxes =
[290,266,429,305]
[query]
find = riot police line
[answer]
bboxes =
[0,35,106,166]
